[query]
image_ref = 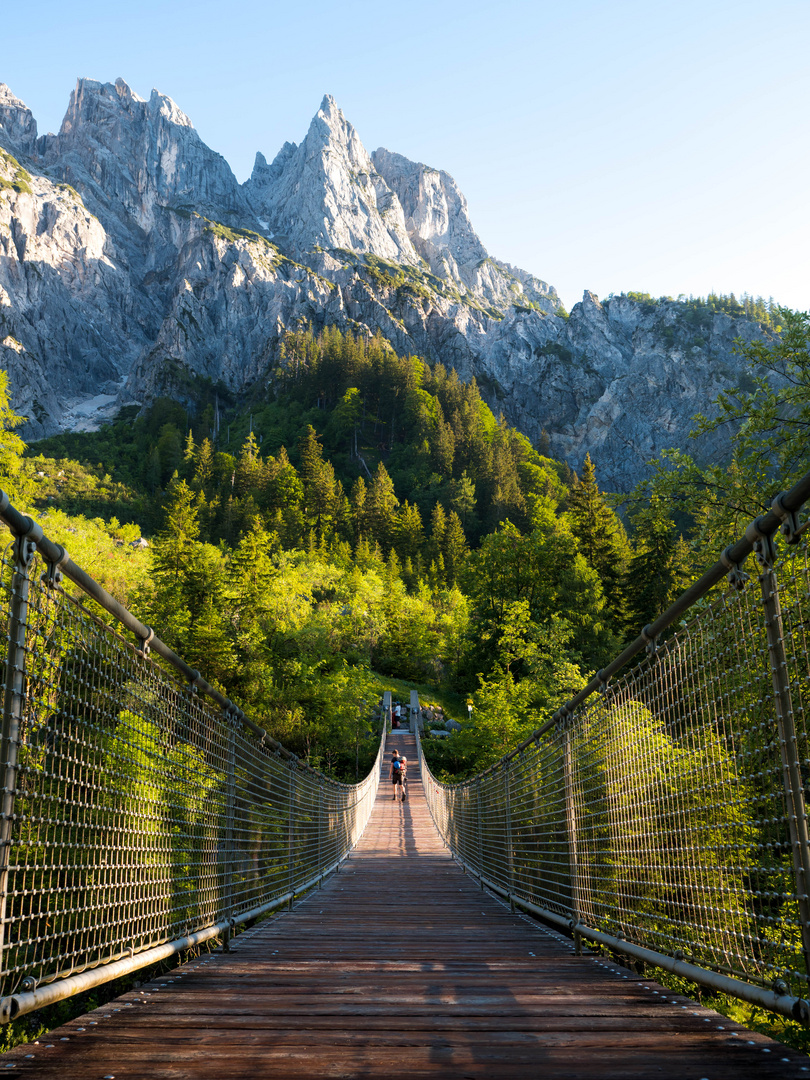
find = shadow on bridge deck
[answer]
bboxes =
[1,733,806,1077]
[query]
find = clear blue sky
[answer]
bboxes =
[3,0,808,313]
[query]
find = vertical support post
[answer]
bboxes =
[475,777,484,879]
[504,761,515,908]
[0,523,40,994]
[222,709,237,951]
[287,758,297,908]
[317,776,323,888]
[564,722,582,954]
[759,560,810,973]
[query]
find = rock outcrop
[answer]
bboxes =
[0,85,38,157]
[0,78,771,487]
[371,148,556,314]
[0,143,143,436]
[46,78,248,237]
[472,291,770,490]
[245,96,417,266]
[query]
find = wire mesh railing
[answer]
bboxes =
[418,469,810,1023]
[0,493,385,1022]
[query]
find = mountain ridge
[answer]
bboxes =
[0,77,772,489]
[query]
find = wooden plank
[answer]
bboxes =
[1,734,806,1078]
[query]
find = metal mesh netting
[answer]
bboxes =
[0,549,382,1001]
[421,540,810,999]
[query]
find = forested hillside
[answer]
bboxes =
[5,310,808,781]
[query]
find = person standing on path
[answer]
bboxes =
[400,755,408,800]
[388,750,404,801]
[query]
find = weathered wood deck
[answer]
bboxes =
[2,732,808,1077]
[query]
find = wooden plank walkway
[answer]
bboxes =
[1,731,808,1078]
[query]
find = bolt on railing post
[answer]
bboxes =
[221,709,237,952]
[0,524,40,989]
[563,722,582,954]
[758,559,810,974]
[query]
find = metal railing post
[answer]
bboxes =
[287,758,297,907]
[222,709,237,951]
[757,552,810,974]
[504,761,515,909]
[476,777,484,878]
[317,777,323,888]
[0,521,40,997]
[563,721,582,954]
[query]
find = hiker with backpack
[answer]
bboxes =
[389,750,404,801]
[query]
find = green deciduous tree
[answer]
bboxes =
[0,370,27,498]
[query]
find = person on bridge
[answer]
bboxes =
[389,750,404,800]
[400,755,408,800]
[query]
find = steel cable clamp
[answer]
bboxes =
[188,669,204,696]
[137,625,155,658]
[642,624,659,658]
[15,517,43,569]
[771,492,803,545]
[720,545,750,591]
[745,515,778,569]
[41,543,69,588]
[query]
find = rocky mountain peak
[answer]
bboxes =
[0,83,38,157]
[41,76,246,235]
[371,146,493,291]
[243,95,418,264]
[148,86,194,129]
[308,94,366,164]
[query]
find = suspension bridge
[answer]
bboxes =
[0,470,807,1076]
[0,730,805,1078]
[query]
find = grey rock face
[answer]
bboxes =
[0,84,38,157]
[125,224,344,403]
[245,96,417,265]
[45,78,247,236]
[0,144,145,436]
[372,148,557,314]
[0,80,771,489]
[475,290,766,491]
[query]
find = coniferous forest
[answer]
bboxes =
[1,309,808,782]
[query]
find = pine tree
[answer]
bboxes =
[183,430,196,469]
[443,511,469,586]
[429,402,455,476]
[351,476,367,542]
[366,462,399,551]
[449,470,476,532]
[235,431,262,496]
[192,438,215,491]
[298,425,325,488]
[625,493,690,631]
[429,502,447,565]
[567,454,630,636]
[392,501,425,566]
